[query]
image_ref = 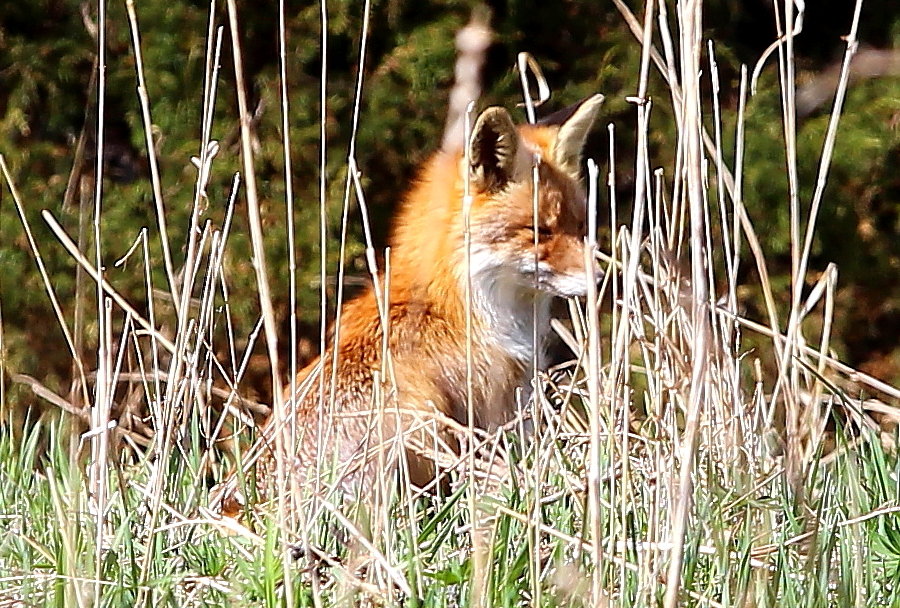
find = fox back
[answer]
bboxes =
[222,96,603,512]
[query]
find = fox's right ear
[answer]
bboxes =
[550,94,604,178]
[468,107,519,193]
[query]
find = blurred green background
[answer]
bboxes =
[1,0,898,410]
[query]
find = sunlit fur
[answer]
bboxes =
[232,106,599,512]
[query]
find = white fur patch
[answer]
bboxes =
[463,247,552,361]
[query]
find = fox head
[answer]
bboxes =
[464,95,604,300]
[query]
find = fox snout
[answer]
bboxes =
[535,255,603,299]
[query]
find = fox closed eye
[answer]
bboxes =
[526,221,587,238]
[525,226,554,238]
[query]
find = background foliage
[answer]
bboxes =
[1,0,898,408]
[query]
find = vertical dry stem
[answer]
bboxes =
[663,1,710,606]
[225,1,290,603]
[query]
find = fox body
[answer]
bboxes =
[231,96,603,508]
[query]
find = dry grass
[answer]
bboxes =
[1,0,898,606]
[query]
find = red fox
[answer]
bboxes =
[220,95,603,513]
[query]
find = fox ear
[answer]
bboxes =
[550,94,604,178]
[469,107,519,192]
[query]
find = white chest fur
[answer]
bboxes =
[465,248,553,363]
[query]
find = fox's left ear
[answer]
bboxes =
[469,107,520,193]
[548,94,604,178]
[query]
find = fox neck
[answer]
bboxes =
[390,153,554,364]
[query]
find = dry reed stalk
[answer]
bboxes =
[315,1,330,556]
[462,97,484,607]
[789,0,864,473]
[224,2,293,604]
[277,0,299,535]
[87,1,110,604]
[584,159,604,604]
[315,0,373,536]
[124,0,179,316]
[662,1,710,606]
